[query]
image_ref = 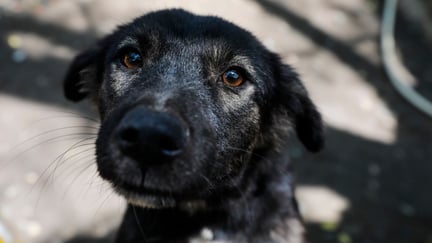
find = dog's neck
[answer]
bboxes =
[115,153,304,243]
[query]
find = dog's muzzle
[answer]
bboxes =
[113,106,189,166]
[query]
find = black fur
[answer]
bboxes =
[63,9,324,243]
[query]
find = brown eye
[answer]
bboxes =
[122,50,143,69]
[222,69,245,87]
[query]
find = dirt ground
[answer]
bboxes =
[0,0,431,243]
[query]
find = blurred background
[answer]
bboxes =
[0,0,431,242]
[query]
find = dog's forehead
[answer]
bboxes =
[115,10,263,54]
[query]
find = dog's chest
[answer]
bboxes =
[187,218,305,243]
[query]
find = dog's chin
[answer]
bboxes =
[113,186,208,211]
[114,186,177,208]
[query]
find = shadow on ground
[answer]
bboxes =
[0,8,96,115]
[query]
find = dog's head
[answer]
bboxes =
[64,9,324,208]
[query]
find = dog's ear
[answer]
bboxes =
[63,41,106,102]
[275,62,324,152]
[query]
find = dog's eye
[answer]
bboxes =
[122,50,143,69]
[222,69,245,87]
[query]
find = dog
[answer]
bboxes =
[63,9,324,243]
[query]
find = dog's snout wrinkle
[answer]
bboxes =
[115,106,187,165]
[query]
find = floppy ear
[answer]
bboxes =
[275,63,324,152]
[63,42,106,102]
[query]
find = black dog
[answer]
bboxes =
[63,9,324,243]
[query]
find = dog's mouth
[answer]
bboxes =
[113,180,208,210]
[107,168,177,207]
[114,184,177,208]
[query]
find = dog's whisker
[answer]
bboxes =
[2,133,97,169]
[93,190,116,220]
[31,116,100,126]
[86,168,102,187]
[55,148,96,179]
[57,142,95,162]
[62,157,97,199]
[32,137,96,197]
[46,141,96,182]
[82,169,107,199]
[20,139,95,201]
[131,205,147,241]
[16,125,98,146]
[51,152,96,192]
[33,110,100,123]
[6,126,96,152]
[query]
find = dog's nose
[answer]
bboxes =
[115,107,187,165]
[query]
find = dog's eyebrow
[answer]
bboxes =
[230,55,256,73]
[117,37,139,49]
